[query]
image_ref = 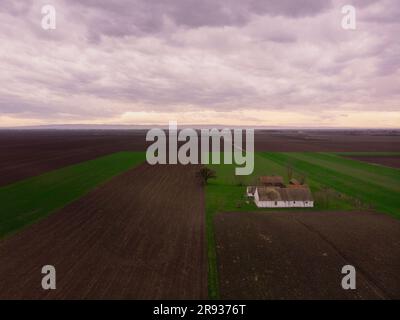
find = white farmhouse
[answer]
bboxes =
[254,186,314,208]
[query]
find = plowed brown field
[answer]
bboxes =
[215,211,400,300]
[346,155,400,168]
[254,130,400,152]
[0,130,148,186]
[0,164,207,299]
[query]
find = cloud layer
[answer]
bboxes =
[0,0,399,127]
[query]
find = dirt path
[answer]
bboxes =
[215,211,400,299]
[0,164,207,299]
[346,155,400,168]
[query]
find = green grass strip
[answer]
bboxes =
[0,152,145,239]
[310,152,400,191]
[262,152,400,218]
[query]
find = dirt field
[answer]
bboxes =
[254,130,400,152]
[0,130,148,186]
[0,164,207,299]
[346,155,400,168]
[1,129,399,187]
[215,211,400,300]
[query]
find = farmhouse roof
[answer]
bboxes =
[257,187,281,201]
[288,184,309,189]
[257,187,313,202]
[259,176,284,185]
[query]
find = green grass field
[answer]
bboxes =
[205,152,400,299]
[263,153,400,217]
[0,152,145,239]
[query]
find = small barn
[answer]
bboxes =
[259,176,285,188]
[254,186,314,208]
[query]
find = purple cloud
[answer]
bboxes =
[0,0,399,127]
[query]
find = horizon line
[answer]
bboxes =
[1,124,400,131]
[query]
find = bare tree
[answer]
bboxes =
[196,167,217,185]
[287,165,293,181]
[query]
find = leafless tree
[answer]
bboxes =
[196,167,217,185]
[287,165,293,180]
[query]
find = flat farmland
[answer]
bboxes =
[0,130,148,186]
[0,152,145,238]
[1,129,399,300]
[262,153,400,218]
[215,211,400,300]
[345,154,400,169]
[1,129,399,187]
[254,130,400,152]
[0,164,207,299]
[206,151,400,298]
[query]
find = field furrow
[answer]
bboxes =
[0,164,208,299]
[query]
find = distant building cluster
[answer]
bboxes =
[247,176,314,208]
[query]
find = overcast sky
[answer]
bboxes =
[0,0,399,128]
